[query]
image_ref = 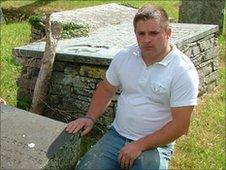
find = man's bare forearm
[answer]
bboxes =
[86,79,118,120]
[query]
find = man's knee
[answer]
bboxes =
[131,149,160,170]
[131,147,173,170]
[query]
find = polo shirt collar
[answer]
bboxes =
[157,44,176,66]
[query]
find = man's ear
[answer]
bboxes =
[166,26,172,39]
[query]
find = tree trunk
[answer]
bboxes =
[30,13,61,114]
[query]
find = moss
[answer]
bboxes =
[29,13,45,30]
[44,134,81,170]
[79,65,106,79]
[29,13,90,39]
[60,22,90,39]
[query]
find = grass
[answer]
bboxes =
[0,22,31,106]
[170,78,225,169]
[171,32,225,169]
[0,1,225,169]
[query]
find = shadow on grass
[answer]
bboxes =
[2,0,57,22]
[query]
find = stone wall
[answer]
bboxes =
[13,4,219,126]
[15,55,117,126]
[180,34,219,95]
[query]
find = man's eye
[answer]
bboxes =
[150,31,159,35]
[138,32,145,36]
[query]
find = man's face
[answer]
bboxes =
[134,19,171,58]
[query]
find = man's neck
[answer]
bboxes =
[142,45,172,66]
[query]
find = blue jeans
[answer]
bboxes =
[76,126,173,170]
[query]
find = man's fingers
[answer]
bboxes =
[66,119,84,134]
[118,151,123,163]
[65,121,77,133]
[123,156,131,169]
[66,118,94,135]
[72,122,84,134]
[129,158,135,169]
[120,155,126,169]
[80,126,92,136]
[118,151,130,169]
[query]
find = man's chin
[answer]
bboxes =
[142,50,155,58]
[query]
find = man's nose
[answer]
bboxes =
[144,35,151,43]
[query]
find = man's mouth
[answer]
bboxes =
[143,46,154,50]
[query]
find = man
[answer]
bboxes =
[66,5,199,170]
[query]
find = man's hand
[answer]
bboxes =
[0,97,7,105]
[65,117,94,136]
[118,141,142,169]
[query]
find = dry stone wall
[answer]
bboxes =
[180,34,219,95]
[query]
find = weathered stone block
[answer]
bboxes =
[50,84,71,95]
[206,81,217,92]
[1,105,81,170]
[212,60,219,71]
[72,76,97,90]
[80,65,106,79]
[15,56,41,68]
[22,67,40,79]
[53,61,67,72]
[17,77,37,91]
[64,64,80,75]
[71,94,91,102]
[191,45,201,56]
[204,71,218,84]
[50,72,65,84]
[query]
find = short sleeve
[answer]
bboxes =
[170,68,199,107]
[106,53,122,87]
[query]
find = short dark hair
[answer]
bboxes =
[133,5,169,29]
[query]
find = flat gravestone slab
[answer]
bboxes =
[50,3,137,31]
[13,22,218,66]
[0,105,80,170]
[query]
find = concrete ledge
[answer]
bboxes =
[0,105,80,170]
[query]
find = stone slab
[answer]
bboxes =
[50,3,137,32]
[0,105,80,170]
[13,22,218,66]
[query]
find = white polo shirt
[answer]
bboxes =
[106,43,199,141]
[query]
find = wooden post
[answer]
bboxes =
[30,13,62,114]
[179,0,225,34]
